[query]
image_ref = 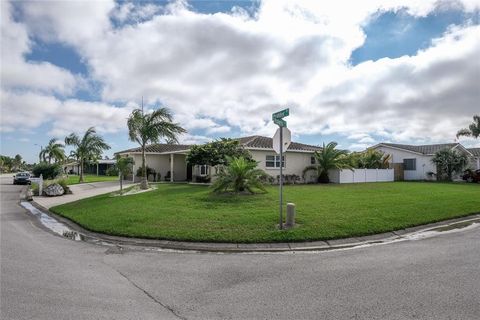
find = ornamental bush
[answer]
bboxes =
[105,166,119,176]
[32,162,62,180]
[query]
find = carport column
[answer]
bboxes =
[96,163,99,176]
[170,153,174,182]
[477,158,480,170]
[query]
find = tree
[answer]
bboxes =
[65,127,110,183]
[302,142,352,183]
[186,138,253,167]
[13,154,23,171]
[211,156,267,194]
[355,149,391,169]
[457,115,480,139]
[115,155,134,194]
[40,138,65,164]
[127,107,186,189]
[431,148,469,181]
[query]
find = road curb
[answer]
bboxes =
[24,199,480,253]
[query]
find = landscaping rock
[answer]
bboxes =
[44,183,65,197]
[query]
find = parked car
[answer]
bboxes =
[13,172,31,185]
[462,169,480,183]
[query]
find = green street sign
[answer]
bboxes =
[273,118,287,127]
[272,108,289,120]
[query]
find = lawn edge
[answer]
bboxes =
[44,199,480,244]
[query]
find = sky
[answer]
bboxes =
[1,0,479,163]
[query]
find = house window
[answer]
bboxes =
[403,159,416,171]
[310,156,316,164]
[266,155,285,168]
[200,165,208,176]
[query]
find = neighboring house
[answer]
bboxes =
[467,148,480,170]
[63,161,79,174]
[115,136,322,183]
[64,159,117,176]
[370,143,477,181]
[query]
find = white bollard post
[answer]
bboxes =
[286,203,296,228]
[38,174,43,196]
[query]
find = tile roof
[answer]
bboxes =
[236,135,322,152]
[378,143,460,155]
[468,148,480,157]
[116,144,192,154]
[116,136,321,154]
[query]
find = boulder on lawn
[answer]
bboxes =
[44,183,65,197]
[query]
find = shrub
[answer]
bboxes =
[32,162,62,180]
[105,166,119,176]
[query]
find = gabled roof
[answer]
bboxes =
[116,144,192,154]
[236,135,322,152]
[375,142,471,156]
[468,148,480,157]
[116,136,321,155]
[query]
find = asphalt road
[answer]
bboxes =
[1,176,479,319]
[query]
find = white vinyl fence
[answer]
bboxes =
[328,169,394,184]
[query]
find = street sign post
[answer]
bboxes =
[271,108,290,230]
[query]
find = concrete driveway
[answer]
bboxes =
[33,180,134,208]
[1,176,479,319]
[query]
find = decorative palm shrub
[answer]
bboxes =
[212,156,267,194]
[302,142,352,183]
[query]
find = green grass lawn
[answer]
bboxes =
[50,182,480,243]
[64,174,118,185]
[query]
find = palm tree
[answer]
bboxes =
[40,138,65,164]
[457,115,480,139]
[212,156,267,194]
[358,149,391,169]
[431,148,469,181]
[302,142,352,183]
[116,155,134,194]
[65,127,110,183]
[127,107,186,189]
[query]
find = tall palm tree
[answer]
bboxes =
[115,155,134,194]
[212,156,267,194]
[127,107,186,189]
[65,127,110,183]
[302,142,352,183]
[40,138,65,164]
[457,115,480,139]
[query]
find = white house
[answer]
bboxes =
[115,136,322,183]
[370,143,479,181]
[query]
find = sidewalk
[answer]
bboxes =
[34,180,134,208]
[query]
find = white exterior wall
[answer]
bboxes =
[329,169,394,183]
[250,150,317,182]
[373,146,436,180]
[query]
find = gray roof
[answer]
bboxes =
[237,135,322,152]
[468,148,480,157]
[378,143,461,155]
[116,144,192,154]
[116,136,321,155]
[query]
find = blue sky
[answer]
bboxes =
[1,0,479,163]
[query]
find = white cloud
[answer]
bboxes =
[2,0,480,150]
[0,1,79,95]
[0,90,133,137]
